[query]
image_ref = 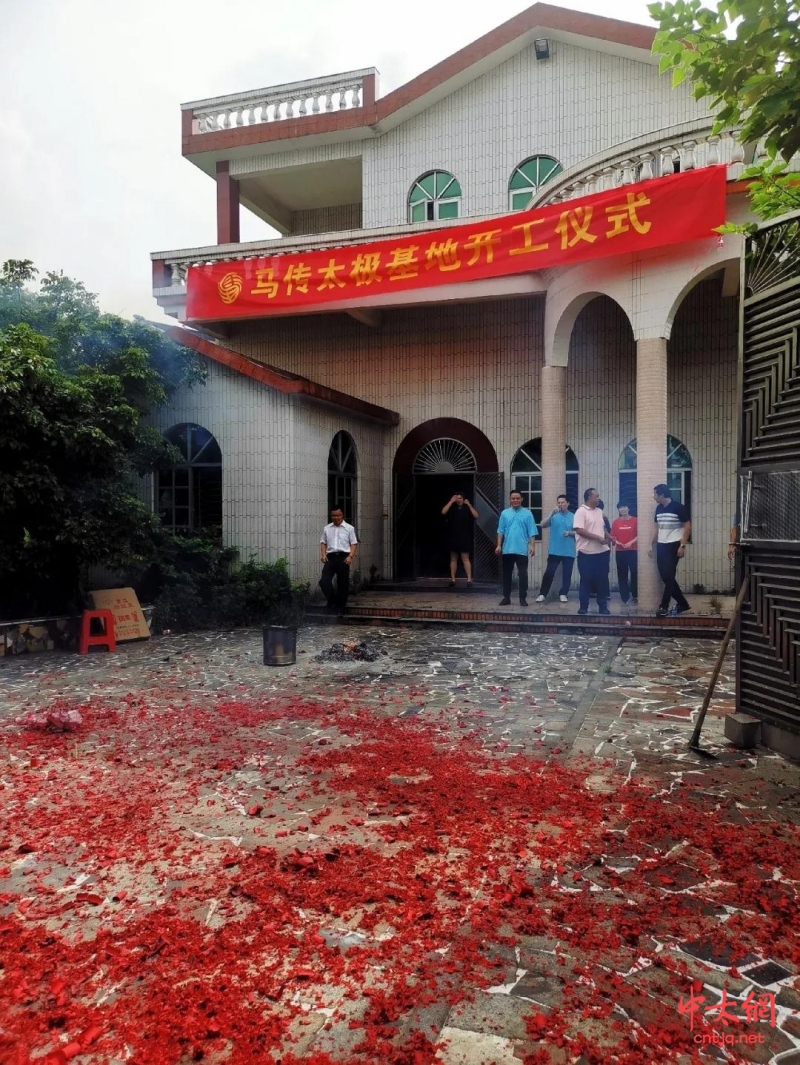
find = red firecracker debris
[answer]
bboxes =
[0,692,796,1065]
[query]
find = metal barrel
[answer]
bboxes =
[263,625,297,666]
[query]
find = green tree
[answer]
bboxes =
[650,0,800,220]
[0,263,203,616]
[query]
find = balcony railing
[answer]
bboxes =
[152,215,469,288]
[183,68,376,135]
[532,120,765,207]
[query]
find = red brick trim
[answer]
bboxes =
[164,325,399,426]
[152,259,172,289]
[186,105,376,156]
[183,3,655,156]
[377,4,654,119]
[216,161,240,244]
[393,418,499,474]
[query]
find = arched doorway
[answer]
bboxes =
[393,419,501,582]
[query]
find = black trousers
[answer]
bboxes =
[502,554,529,602]
[577,551,610,612]
[539,554,575,597]
[319,552,350,608]
[615,550,638,602]
[656,542,689,611]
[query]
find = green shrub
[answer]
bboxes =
[139,532,308,633]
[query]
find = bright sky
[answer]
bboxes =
[1,0,656,321]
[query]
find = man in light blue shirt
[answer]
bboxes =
[495,490,538,606]
[535,494,576,603]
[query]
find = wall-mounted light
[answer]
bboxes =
[534,38,551,60]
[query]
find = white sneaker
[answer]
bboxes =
[559,595,568,603]
[535,594,546,603]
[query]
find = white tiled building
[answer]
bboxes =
[149,2,761,608]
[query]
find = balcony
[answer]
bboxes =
[181,69,379,237]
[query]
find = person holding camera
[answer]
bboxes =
[441,493,479,587]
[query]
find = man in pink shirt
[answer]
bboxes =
[572,487,612,615]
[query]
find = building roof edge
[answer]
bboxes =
[162,324,400,426]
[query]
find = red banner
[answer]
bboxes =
[186,167,727,321]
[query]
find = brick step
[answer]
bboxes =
[306,608,726,639]
[360,581,501,594]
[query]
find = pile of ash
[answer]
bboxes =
[315,640,386,663]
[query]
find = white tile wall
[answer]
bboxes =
[230,142,363,177]
[226,40,711,234]
[362,41,711,228]
[290,401,384,584]
[235,299,546,477]
[146,360,384,585]
[291,203,362,235]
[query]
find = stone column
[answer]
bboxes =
[636,337,668,611]
[541,364,567,550]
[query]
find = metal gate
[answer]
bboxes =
[737,212,800,735]
[473,472,504,582]
[394,475,416,583]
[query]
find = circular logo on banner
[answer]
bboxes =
[218,272,243,304]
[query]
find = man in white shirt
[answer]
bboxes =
[319,508,358,612]
[572,487,612,615]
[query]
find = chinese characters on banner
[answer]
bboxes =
[89,588,151,642]
[186,167,727,321]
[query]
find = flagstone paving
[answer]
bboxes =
[1,626,797,1063]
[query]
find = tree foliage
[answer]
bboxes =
[650,0,800,220]
[0,262,203,617]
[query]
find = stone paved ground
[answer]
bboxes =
[1,627,798,1064]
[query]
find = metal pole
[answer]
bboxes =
[689,574,750,752]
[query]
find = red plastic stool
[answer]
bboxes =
[78,610,117,654]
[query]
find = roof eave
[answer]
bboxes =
[164,324,400,426]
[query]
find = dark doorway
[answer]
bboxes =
[416,474,475,578]
[395,471,504,582]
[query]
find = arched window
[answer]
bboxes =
[408,171,462,223]
[509,156,563,211]
[618,435,693,514]
[157,423,222,532]
[511,439,579,529]
[328,431,357,525]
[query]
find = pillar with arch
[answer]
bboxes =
[542,240,742,612]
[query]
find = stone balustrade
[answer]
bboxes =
[183,68,375,134]
[533,122,750,207]
[153,216,466,288]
